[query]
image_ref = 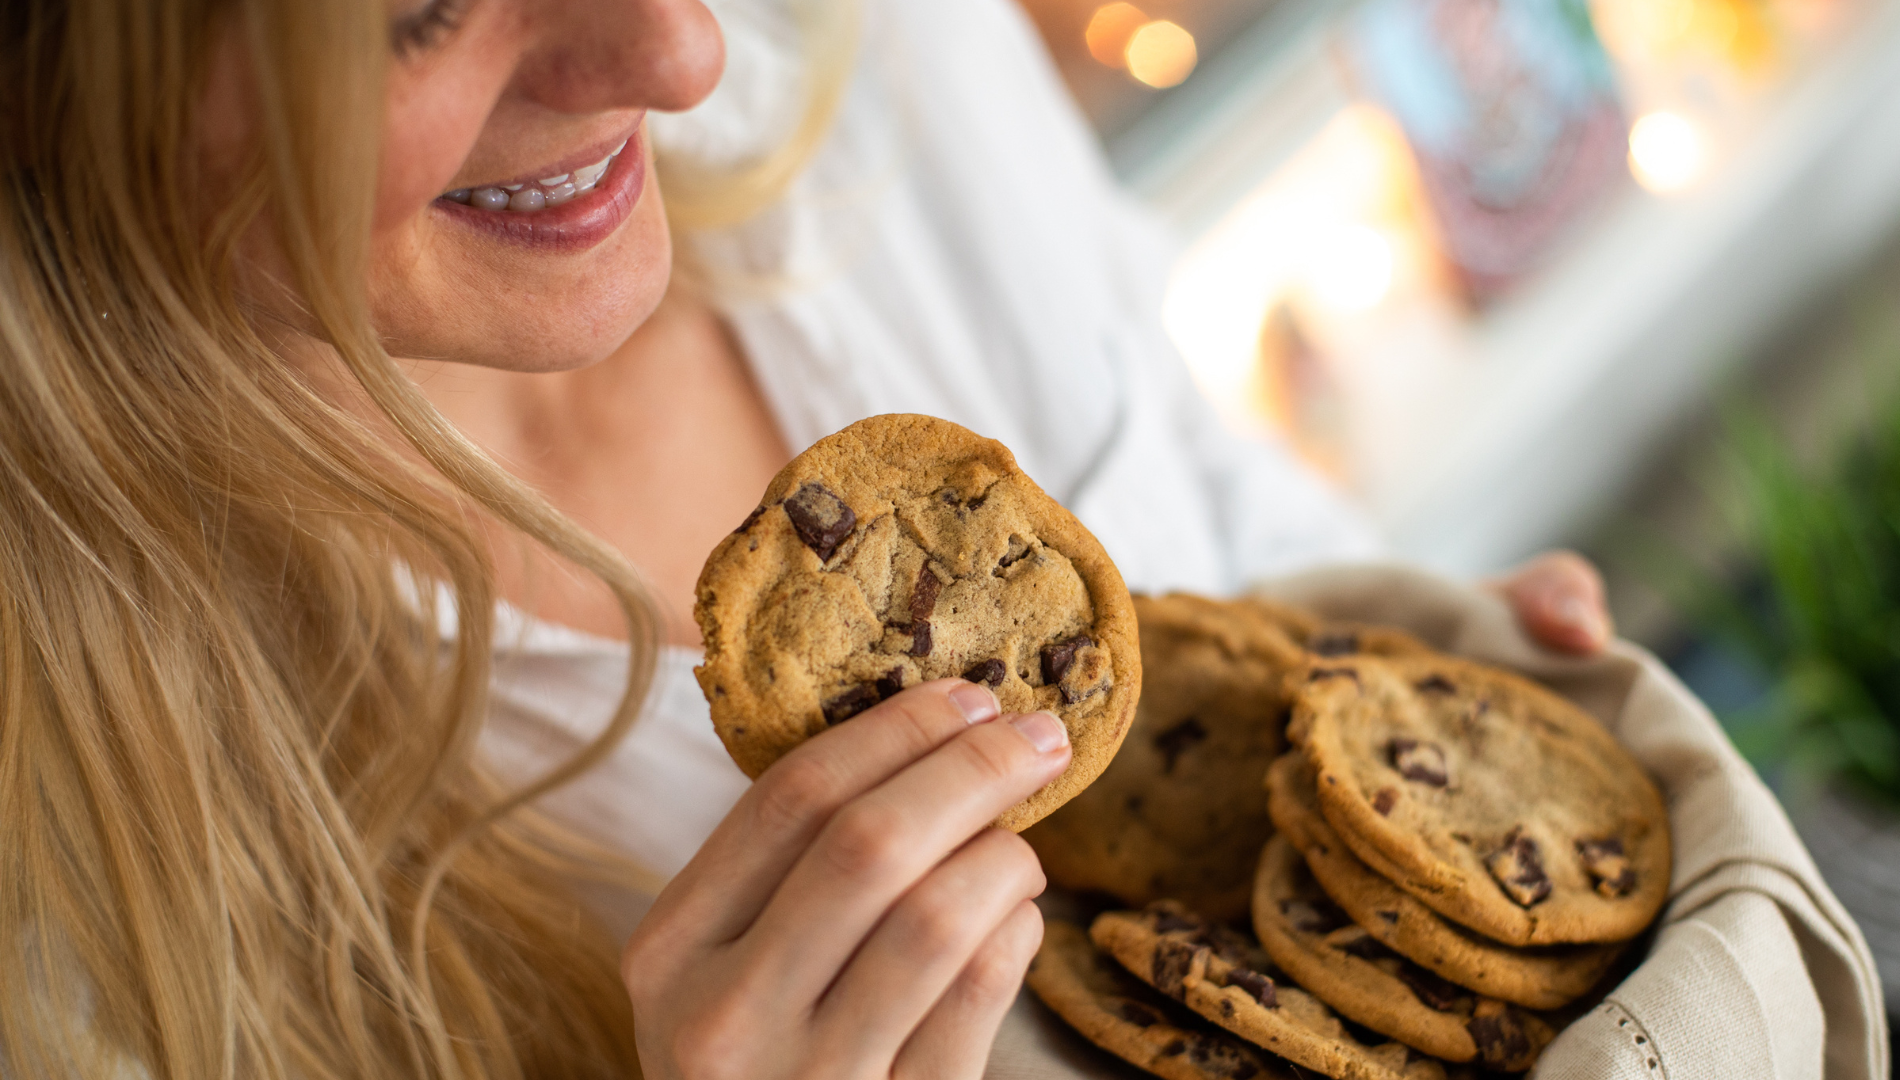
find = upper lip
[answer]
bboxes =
[444,117,643,194]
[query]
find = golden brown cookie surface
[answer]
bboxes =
[1026,594,1307,919]
[1289,656,1670,946]
[693,414,1140,830]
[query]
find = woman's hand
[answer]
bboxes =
[1491,550,1614,656]
[622,680,1069,1080]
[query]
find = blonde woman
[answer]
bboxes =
[0,0,1617,1076]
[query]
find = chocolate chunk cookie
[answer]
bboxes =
[693,415,1141,830]
[1265,754,1622,1009]
[1091,904,1447,1080]
[1251,835,1555,1070]
[1288,655,1670,946]
[1026,594,1311,920]
[1028,919,1295,1080]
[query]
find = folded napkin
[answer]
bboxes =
[986,564,1890,1080]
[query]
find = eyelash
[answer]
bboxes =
[391,0,471,58]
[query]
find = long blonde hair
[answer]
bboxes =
[0,0,668,1076]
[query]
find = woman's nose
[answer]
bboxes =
[513,0,725,114]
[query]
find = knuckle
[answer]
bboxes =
[901,889,973,956]
[753,754,845,834]
[670,992,754,1080]
[956,725,1031,785]
[820,802,908,879]
[878,684,964,742]
[961,910,1043,1005]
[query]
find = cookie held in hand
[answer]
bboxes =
[1289,655,1671,946]
[692,414,1141,831]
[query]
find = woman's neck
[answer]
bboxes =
[410,284,791,646]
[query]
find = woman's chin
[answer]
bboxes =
[373,217,671,373]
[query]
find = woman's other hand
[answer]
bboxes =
[622,680,1067,1080]
[1491,550,1614,656]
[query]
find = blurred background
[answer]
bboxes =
[1010,0,1900,1046]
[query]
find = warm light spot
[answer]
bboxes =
[1125,20,1197,88]
[1085,3,1149,69]
[1628,111,1705,193]
[1306,225,1396,313]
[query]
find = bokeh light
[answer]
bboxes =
[1306,225,1396,313]
[1628,111,1706,193]
[1125,20,1197,89]
[1085,3,1148,69]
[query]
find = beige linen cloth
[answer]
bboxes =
[985,565,1891,1080]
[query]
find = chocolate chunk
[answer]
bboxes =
[1153,717,1208,774]
[1371,787,1399,816]
[908,567,941,623]
[1414,674,1456,694]
[1330,927,1397,961]
[908,621,933,658]
[1159,1039,1188,1056]
[732,504,767,534]
[1486,827,1553,907]
[1150,939,1201,999]
[1116,1000,1163,1028]
[1226,967,1278,1008]
[1311,631,1360,657]
[1040,634,1093,685]
[937,488,960,506]
[1307,666,1359,684]
[1189,1038,1260,1080]
[1390,737,1450,787]
[1578,836,1637,898]
[782,483,856,560]
[1467,1003,1535,1069]
[1152,908,1205,935]
[821,684,881,725]
[961,658,1006,688]
[1377,910,1399,924]
[874,667,904,701]
[995,535,1032,574]
[1280,897,1352,935]
[1396,962,1467,1012]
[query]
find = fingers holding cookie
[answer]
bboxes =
[651,678,1004,946]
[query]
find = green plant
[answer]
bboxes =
[1660,392,1900,810]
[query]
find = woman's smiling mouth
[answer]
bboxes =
[432,126,648,252]
[443,138,627,213]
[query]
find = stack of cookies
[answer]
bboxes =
[1024,594,1672,1080]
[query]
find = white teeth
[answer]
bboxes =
[446,141,623,213]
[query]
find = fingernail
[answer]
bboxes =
[1010,711,1069,754]
[1555,596,1590,630]
[949,682,1001,725]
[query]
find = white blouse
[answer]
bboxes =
[478,0,1379,927]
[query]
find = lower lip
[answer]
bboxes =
[431,131,647,253]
